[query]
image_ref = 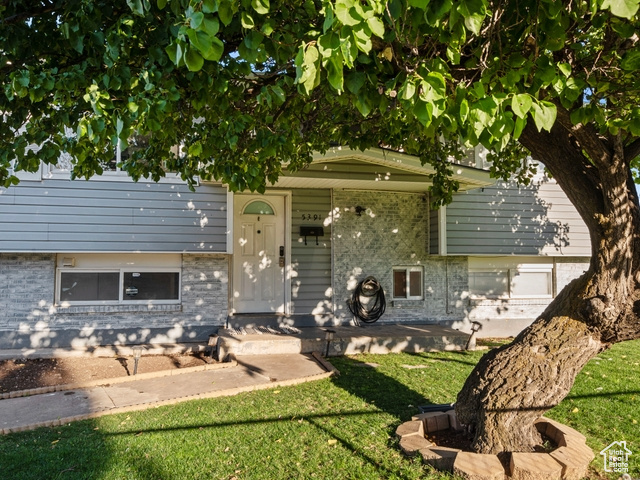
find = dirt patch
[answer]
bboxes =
[0,353,213,394]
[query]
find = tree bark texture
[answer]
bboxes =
[455,106,640,454]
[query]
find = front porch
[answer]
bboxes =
[216,323,474,360]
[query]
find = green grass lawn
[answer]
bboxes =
[1,341,638,480]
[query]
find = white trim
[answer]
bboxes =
[226,189,234,255]
[284,190,293,315]
[392,266,424,300]
[231,190,292,315]
[438,205,448,256]
[310,147,493,187]
[56,267,182,306]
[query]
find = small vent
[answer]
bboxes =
[62,257,76,267]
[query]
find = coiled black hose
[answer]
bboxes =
[347,276,386,323]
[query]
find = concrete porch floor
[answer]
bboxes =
[216,323,474,360]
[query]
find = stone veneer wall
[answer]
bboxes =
[331,191,468,324]
[0,253,229,349]
[331,192,591,336]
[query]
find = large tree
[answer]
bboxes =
[2,0,640,454]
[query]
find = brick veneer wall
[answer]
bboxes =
[332,191,468,324]
[331,192,591,334]
[0,253,229,349]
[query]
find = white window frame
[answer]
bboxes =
[469,261,553,299]
[392,266,424,300]
[56,267,182,305]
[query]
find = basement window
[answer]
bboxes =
[468,257,553,299]
[392,266,423,300]
[56,253,181,305]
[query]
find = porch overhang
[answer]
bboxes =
[272,146,494,193]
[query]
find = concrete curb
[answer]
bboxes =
[0,360,238,400]
[1,354,338,435]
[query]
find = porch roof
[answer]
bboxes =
[273,147,494,193]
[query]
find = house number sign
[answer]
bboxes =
[301,214,323,221]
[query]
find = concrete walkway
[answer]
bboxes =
[0,353,336,434]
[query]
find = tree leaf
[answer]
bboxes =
[601,0,639,19]
[190,11,204,29]
[184,47,204,72]
[408,0,430,8]
[366,16,385,38]
[241,12,255,29]
[346,72,366,94]
[326,53,344,92]
[513,115,526,140]
[126,0,145,16]
[457,0,486,35]
[252,0,270,15]
[218,1,234,26]
[413,100,433,126]
[351,24,372,53]
[295,44,320,94]
[157,0,167,9]
[511,94,532,119]
[531,100,557,132]
[621,49,640,71]
[335,0,362,26]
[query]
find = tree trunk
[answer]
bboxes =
[455,115,640,454]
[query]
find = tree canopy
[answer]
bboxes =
[2,0,638,202]
[3,0,640,454]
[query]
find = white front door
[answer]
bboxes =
[232,194,287,313]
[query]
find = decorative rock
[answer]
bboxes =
[510,452,563,480]
[421,446,460,472]
[446,409,465,432]
[453,451,505,480]
[549,445,594,480]
[412,411,450,433]
[395,420,424,439]
[536,418,587,445]
[399,435,434,457]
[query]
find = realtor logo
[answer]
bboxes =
[600,441,632,473]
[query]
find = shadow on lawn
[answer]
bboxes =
[329,357,441,420]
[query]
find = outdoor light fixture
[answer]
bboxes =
[324,329,335,357]
[355,206,367,216]
[132,345,144,375]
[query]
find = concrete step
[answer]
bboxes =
[216,324,472,360]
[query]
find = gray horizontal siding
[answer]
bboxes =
[446,178,590,256]
[290,189,332,315]
[0,179,229,253]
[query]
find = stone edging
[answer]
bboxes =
[396,410,595,480]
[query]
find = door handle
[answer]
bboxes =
[279,246,285,267]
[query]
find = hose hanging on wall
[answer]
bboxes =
[347,276,386,323]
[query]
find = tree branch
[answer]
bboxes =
[624,138,640,163]
[519,115,605,236]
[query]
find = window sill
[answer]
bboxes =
[469,298,552,306]
[391,299,424,308]
[55,304,182,314]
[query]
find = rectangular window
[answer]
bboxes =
[469,259,553,299]
[393,267,423,300]
[60,272,120,302]
[123,272,180,301]
[57,254,182,305]
[468,271,509,298]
